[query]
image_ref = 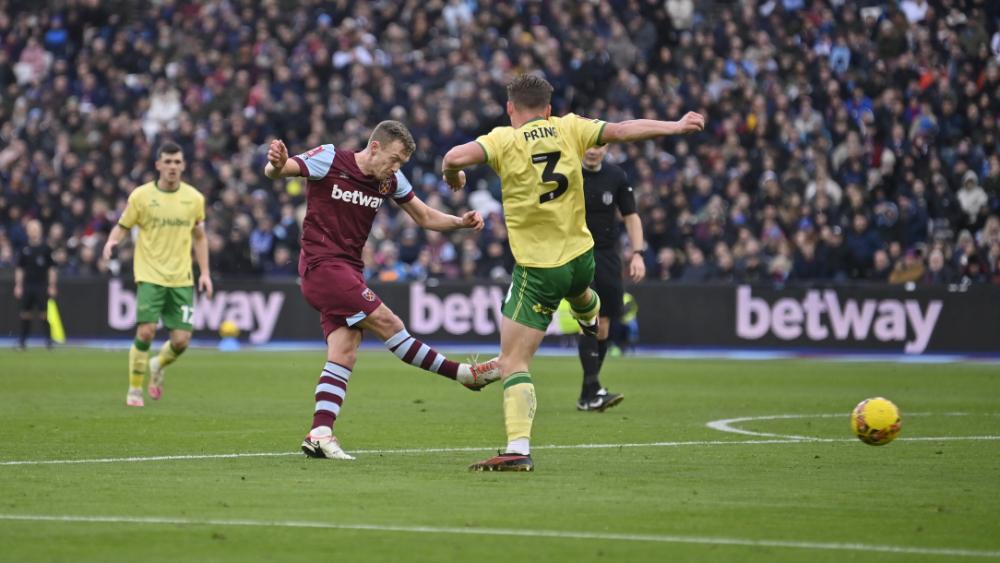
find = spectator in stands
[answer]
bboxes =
[713,249,736,283]
[249,215,277,271]
[375,241,408,283]
[477,241,510,282]
[890,249,926,285]
[958,171,989,230]
[769,253,792,284]
[845,214,884,278]
[274,204,301,254]
[960,253,989,284]
[397,228,423,266]
[679,246,713,283]
[984,156,1000,213]
[0,0,997,289]
[264,245,297,277]
[735,239,766,283]
[923,248,955,285]
[655,247,680,281]
[871,250,893,282]
[408,249,432,282]
[988,243,1000,284]
[790,232,825,282]
[820,226,850,281]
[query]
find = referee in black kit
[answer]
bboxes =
[576,144,646,411]
[13,220,57,349]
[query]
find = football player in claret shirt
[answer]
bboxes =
[443,75,704,471]
[103,142,213,407]
[264,120,501,461]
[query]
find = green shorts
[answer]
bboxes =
[136,282,195,331]
[502,249,595,331]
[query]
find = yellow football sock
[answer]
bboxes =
[157,340,183,368]
[569,291,600,324]
[503,372,536,451]
[129,338,151,390]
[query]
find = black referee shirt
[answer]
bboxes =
[583,162,636,250]
[16,244,55,285]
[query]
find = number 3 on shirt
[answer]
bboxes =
[532,152,568,203]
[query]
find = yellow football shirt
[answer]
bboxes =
[118,181,205,287]
[476,113,605,268]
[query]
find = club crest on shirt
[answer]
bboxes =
[378,178,392,195]
[361,288,376,302]
[602,191,614,206]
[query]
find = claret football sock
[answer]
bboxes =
[384,328,460,379]
[312,361,351,430]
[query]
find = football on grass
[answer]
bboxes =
[851,397,902,446]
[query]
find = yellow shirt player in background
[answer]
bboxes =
[442,74,704,471]
[102,142,213,407]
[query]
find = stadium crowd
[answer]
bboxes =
[2,0,1000,286]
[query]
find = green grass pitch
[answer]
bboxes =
[1,347,999,562]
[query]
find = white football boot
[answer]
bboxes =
[301,426,355,460]
[126,388,144,407]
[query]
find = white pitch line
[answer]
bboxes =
[4,428,1000,467]
[0,514,997,559]
[706,412,1000,441]
[0,439,811,467]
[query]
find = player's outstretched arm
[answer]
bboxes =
[599,112,706,144]
[622,213,646,283]
[399,196,484,233]
[441,141,487,191]
[192,222,214,298]
[101,224,129,261]
[263,139,303,179]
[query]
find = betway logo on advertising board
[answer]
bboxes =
[410,284,505,335]
[410,284,575,336]
[108,280,285,343]
[736,286,942,354]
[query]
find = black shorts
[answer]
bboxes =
[19,285,47,313]
[592,248,623,320]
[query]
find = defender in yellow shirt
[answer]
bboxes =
[102,142,213,407]
[442,74,705,471]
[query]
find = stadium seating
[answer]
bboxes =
[1,1,999,285]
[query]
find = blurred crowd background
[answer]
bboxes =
[2,0,1000,287]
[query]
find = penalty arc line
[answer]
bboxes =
[2,433,999,467]
[0,514,997,559]
[705,411,1000,441]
